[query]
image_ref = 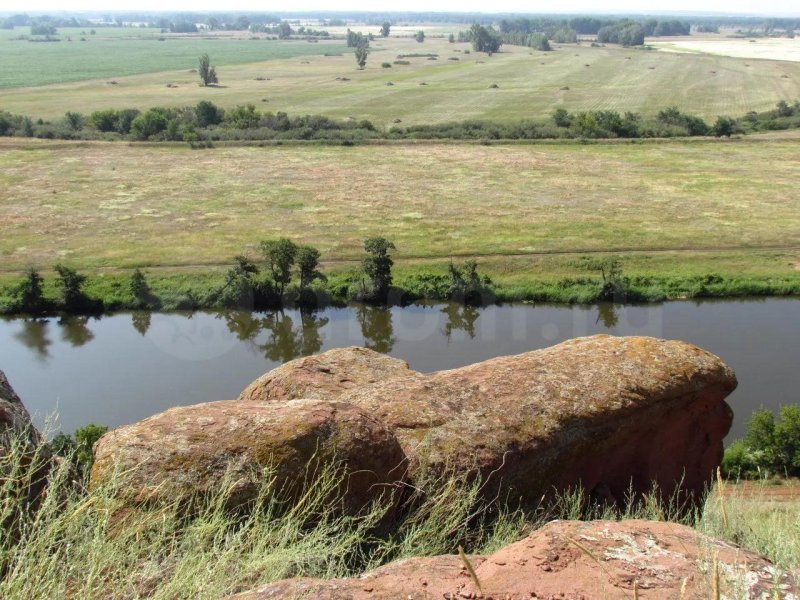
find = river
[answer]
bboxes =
[1,298,798,440]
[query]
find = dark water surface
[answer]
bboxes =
[1,299,798,440]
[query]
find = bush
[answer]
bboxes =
[722,406,800,478]
[381,62,392,68]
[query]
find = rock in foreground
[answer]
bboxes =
[239,347,414,403]
[243,335,737,504]
[232,519,797,600]
[1,369,41,451]
[90,399,406,511]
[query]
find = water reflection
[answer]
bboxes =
[59,316,95,347]
[441,303,480,340]
[357,305,394,353]
[596,303,619,329]
[131,312,151,336]
[13,319,52,362]
[261,311,329,362]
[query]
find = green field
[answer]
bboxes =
[0,27,343,88]
[1,33,798,125]
[1,136,798,283]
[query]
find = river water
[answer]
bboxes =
[1,298,798,440]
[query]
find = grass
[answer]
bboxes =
[0,27,343,89]
[0,137,798,276]
[1,433,798,599]
[1,34,799,124]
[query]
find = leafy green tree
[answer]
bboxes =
[198,53,218,87]
[447,260,491,304]
[297,245,326,291]
[355,45,368,69]
[553,108,571,127]
[14,268,46,314]
[381,22,391,37]
[195,100,224,127]
[130,268,158,308]
[415,30,425,43]
[713,116,736,137]
[130,108,171,140]
[362,237,396,301]
[64,112,84,131]
[54,264,88,310]
[260,238,298,297]
[448,33,455,43]
[219,255,260,308]
[470,23,502,53]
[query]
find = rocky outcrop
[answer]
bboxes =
[1,369,41,451]
[231,519,797,600]
[242,335,737,505]
[90,399,406,511]
[1,369,49,514]
[239,347,413,403]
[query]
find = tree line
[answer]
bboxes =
[5,237,498,317]
[2,101,798,144]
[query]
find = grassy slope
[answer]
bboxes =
[0,137,798,277]
[1,34,799,124]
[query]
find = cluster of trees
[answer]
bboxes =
[7,101,798,143]
[391,106,744,140]
[723,406,800,478]
[641,19,690,37]
[218,236,402,307]
[596,21,646,46]
[346,28,371,48]
[0,102,379,142]
[1,13,94,29]
[494,16,687,48]
[462,23,503,54]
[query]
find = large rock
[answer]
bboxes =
[242,336,736,504]
[239,347,414,403]
[231,519,797,600]
[1,369,41,450]
[90,399,406,511]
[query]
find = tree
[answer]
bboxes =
[355,45,368,69]
[198,53,218,87]
[713,116,736,137]
[470,23,502,54]
[415,30,425,43]
[14,268,46,314]
[297,245,326,291]
[381,22,391,37]
[362,237,396,301]
[448,33,455,43]
[195,100,224,127]
[54,264,88,310]
[260,238,298,297]
[553,108,571,127]
[278,21,292,39]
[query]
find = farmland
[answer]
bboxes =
[0,27,343,88]
[1,32,799,125]
[1,136,798,287]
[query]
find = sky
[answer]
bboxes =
[3,0,799,16]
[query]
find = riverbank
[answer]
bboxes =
[2,254,800,316]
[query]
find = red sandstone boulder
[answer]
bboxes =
[90,399,406,511]
[231,519,797,600]
[239,347,414,403]
[242,336,737,505]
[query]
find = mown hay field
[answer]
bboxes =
[1,33,799,124]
